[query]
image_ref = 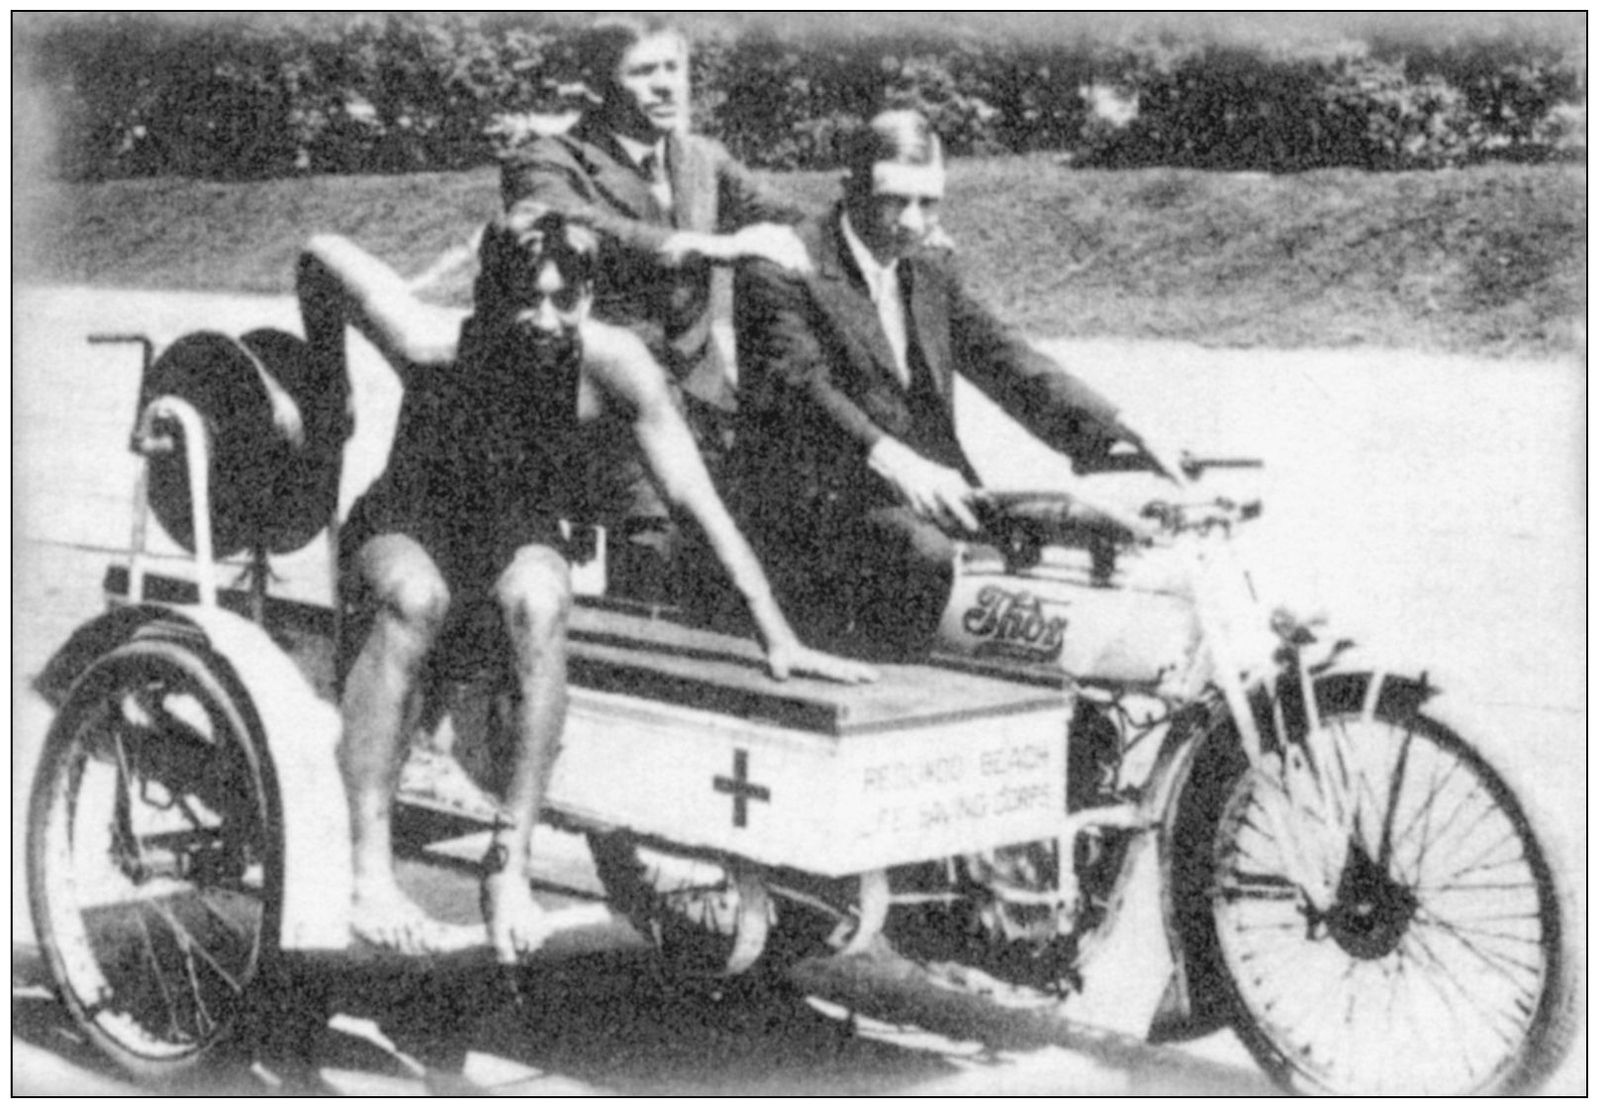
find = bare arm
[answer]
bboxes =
[579,321,876,684]
[296,234,462,393]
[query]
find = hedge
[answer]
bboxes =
[16,14,1585,182]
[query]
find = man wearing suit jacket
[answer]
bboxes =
[502,18,809,601]
[734,109,1161,656]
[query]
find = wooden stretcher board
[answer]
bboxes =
[104,569,1076,879]
[553,603,1075,877]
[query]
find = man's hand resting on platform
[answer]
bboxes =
[764,640,880,685]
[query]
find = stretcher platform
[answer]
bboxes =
[103,567,1076,877]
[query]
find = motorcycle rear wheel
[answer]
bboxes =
[27,640,283,1082]
[1207,674,1578,1094]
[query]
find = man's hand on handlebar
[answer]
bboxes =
[868,437,980,533]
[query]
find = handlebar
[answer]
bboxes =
[970,487,1261,564]
[972,490,1149,548]
[1073,442,1265,482]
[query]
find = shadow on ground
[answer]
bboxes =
[12,940,1001,1096]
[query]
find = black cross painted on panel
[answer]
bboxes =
[713,748,771,829]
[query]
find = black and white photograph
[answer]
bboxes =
[11,10,1586,1096]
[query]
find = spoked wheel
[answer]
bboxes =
[1208,675,1578,1094]
[587,832,841,983]
[27,640,283,1082]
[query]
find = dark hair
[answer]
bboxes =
[573,15,687,97]
[473,201,598,317]
[841,109,944,195]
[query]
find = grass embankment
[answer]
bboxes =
[16,157,1583,358]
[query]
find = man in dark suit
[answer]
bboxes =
[734,109,1164,655]
[502,17,809,600]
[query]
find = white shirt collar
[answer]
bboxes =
[616,133,664,172]
[840,211,899,291]
[840,211,912,386]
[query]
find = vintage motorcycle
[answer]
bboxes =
[25,329,1579,1095]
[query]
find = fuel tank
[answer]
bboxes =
[935,542,1201,689]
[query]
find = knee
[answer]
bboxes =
[496,551,571,649]
[374,566,452,641]
[904,523,957,573]
[861,511,955,575]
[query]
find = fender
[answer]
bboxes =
[36,604,351,953]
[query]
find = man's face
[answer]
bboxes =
[609,31,689,139]
[847,158,947,266]
[510,254,591,360]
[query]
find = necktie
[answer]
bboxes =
[873,263,912,389]
[640,148,671,214]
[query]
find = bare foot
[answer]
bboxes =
[483,869,550,964]
[350,881,451,956]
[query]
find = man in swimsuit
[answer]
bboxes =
[303,202,875,960]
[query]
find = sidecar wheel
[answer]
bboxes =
[1206,676,1579,1094]
[27,640,283,1083]
[586,833,837,982]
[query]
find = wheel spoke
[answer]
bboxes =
[1217,868,1302,902]
[194,891,259,946]
[1412,793,1509,880]
[1422,853,1531,890]
[142,894,246,997]
[1412,906,1544,997]
[1375,722,1413,871]
[1418,882,1539,904]
[1401,760,1497,888]
[1398,927,1529,1077]
[128,902,187,1043]
[1381,742,1456,861]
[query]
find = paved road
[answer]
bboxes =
[11,287,1585,1094]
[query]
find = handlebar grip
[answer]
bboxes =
[1181,456,1265,479]
[1070,446,1157,476]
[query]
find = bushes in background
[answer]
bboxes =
[1076,36,1583,172]
[22,13,569,180]
[17,14,1585,182]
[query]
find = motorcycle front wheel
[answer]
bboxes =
[1206,673,1578,1094]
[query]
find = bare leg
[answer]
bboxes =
[341,535,454,954]
[482,545,572,963]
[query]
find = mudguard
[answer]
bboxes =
[35,604,351,953]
